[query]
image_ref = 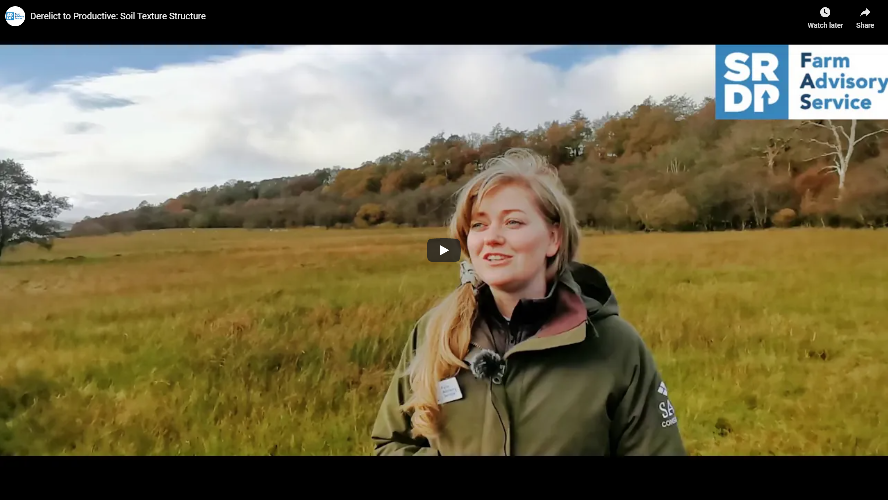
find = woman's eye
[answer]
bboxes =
[506,220,522,227]
[470,222,484,230]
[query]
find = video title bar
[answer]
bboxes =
[3,4,885,44]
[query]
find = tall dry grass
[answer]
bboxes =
[0,227,885,455]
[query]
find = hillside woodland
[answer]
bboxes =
[70,96,888,236]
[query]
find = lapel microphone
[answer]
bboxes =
[469,349,505,384]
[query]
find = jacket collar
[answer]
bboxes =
[471,268,591,358]
[476,278,560,329]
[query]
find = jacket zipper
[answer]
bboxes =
[470,342,509,455]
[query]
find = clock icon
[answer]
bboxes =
[820,6,830,17]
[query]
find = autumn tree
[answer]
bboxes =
[801,119,888,198]
[0,159,71,258]
[633,189,697,231]
[355,203,386,228]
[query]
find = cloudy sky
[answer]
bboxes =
[0,45,717,221]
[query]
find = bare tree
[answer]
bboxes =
[756,135,792,176]
[801,119,888,197]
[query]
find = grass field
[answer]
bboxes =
[0,227,886,455]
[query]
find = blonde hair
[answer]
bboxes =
[401,148,581,439]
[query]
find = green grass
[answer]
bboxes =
[0,227,885,455]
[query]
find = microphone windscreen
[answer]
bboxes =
[470,349,503,380]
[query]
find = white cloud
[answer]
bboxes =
[0,44,716,220]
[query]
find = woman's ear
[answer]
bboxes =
[546,223,561,258]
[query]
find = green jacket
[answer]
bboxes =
[371,262,686,456]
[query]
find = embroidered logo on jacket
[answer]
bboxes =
[657,381,677,428]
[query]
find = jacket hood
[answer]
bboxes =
[560,261,620,321]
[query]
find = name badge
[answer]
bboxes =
[437,377,463,404]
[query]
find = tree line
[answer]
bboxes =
[56,96,889,236]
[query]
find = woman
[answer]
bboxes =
[371,148,686,456]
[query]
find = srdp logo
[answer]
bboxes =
[716,45,789,120]
[5,5,25,26]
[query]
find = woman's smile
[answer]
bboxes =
[483,252,512,265]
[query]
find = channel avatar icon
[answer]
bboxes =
[6,5,25,26]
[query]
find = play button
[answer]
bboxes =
[427,238,461,263]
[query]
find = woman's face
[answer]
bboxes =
[466,184,561,295]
